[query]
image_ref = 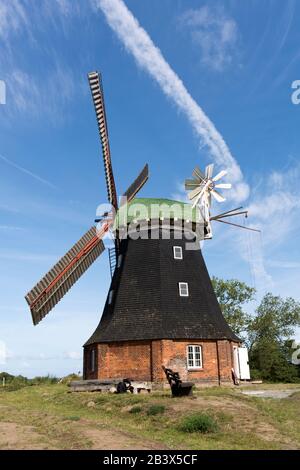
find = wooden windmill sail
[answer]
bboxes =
[25,72,258,385]
[25,71,148,326]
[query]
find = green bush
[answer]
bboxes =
[250,340,300,383]
[129,406,142,414]
[0,373,31,392]
[249,369,263,381]
[147,405,165,416]
[180,413,218,434]
[32,375,58,385]
[0,372,15,383]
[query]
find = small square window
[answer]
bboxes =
[173,246,183,260]
[179,282,189,297]
[187,345,202,369]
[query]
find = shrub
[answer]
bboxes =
[0,372,15,383]
[60,373,82,385]
[180,413,218,434]
[249,369,263,381]
[32,375,58,385]
[129,406,142,414]
[0,373,30,392]
[147,405,165,416]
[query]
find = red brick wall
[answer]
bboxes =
[85,341,152,381]
[216,340,234,382]
[84,339,238,384]
[160,339,220,384]
[83,344,98,380]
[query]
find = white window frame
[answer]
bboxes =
[108,290,114,305]
[179,282,189,297]
[173,246,183,260]
[90,348,96,372]
[187,345,202,369]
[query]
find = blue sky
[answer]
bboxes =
[1,0,300,377]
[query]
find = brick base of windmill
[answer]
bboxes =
[83,338,238,387]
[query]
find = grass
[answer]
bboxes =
[129,406,143,414]
[66,416,81,421]
[180,413,218,434]
[147,404,165,416]
[0,383,299,449]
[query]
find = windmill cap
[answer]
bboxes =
[113,197,201,229]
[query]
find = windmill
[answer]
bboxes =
[25,71,258,386]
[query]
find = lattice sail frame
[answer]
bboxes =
[25,227,106,325]
[88,71,118,210]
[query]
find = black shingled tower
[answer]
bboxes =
[85,223,239,346]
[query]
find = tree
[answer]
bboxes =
[212,277,255,337]
[248,293,300,382]
[248,293,300,347]
[250,338,299,382]
[212,278,300,382]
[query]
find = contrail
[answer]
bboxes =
[93,0,249,202]
[0,154,57,190]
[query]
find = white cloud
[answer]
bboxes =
[55,0,72,17]
[0,251,58,263]
[93,0,249,203]
[0,1,81,124]
[2,65,78,123]
[0,340,7,365]
[179,5,239,71]
[0,0,28,44]
[8,70,40,113]
[0,0,77,45]
[268,260,300,269]
[42,0,81,22]
[239,160,300,291]
[0,225,25,231]
[64,351,81,360]
[247,163,300,246]
[0,153,57,189]
[5,350,82,361]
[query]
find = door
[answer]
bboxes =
[233,346,240,379]
[238,347,250,380]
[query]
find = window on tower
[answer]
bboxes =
[187,345,202,369]
[173,246,183,260]
[179,282,189,297]
[117,255,123,268]
[108,290,114,305]
[90,348,96,372]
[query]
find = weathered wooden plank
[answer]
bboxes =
[69,379,152,393]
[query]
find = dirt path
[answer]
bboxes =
[0,422,49,450]
[82,423,167,450]
[241,389,300,399]
[0,418,166,450]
